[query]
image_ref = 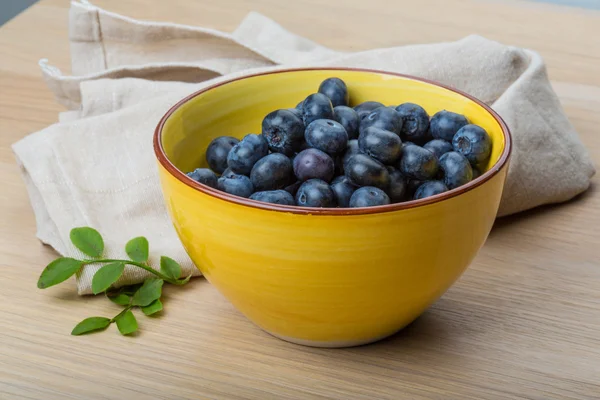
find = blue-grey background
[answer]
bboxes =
[529,0,600,8]
[1,0,39,26]
[0,0,599,26]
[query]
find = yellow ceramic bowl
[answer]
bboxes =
[154,68,511,347]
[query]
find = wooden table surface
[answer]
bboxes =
[1,0,599,399]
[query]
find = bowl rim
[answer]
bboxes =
[154,67,512,216]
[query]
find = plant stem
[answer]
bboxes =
[82,259,186,285]
[110,306,132,323]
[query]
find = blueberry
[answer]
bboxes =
[359,107,403,136]
[429,110,469,141]
[249,190,295,205]
[414,181,448,200]
[423,139,453,159]
[227,134,269,175]
[395,103,430,143]
[305,119,348,155]
[333,154,345,176]
[287,107,303,120]
[358,127,402,165]
[295,179,336,208]
[217,174,254,198]
[221,167,236,179]
[302,93,334,126]
[354,101,384,120]
[333,106,360,139]
[330,175,356,207]
[293,148,335,182]
[452,124,492,165]
[296,100,304,110]
[342,139,360,168]
[386,167,407,203]
[344,153,390,190]
[250,153,293,191]
[438,151,473,189]
[284,180,302,196]
[318,77,349,107]
[398,145,439,180]
[472,167,482,179]
[349,187,390,208]
[297,141,311,152]
[261,109,305,156]
[206,136,239,174]
[186,168,218,188]
[406,179,425,199]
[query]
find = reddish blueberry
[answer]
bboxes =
[293,148,335,182]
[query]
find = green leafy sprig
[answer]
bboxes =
[37,227,191,336]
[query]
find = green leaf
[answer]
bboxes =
[160,256,181,280]
[141,299,163,316]
[37,257,82,289]
[107,293,131,306]
[71,317,111,335]
[119,283,143,296]
[125,236,149,263]
[131,278,164,307]
[91,262,125,294]
[115,310,138,335]
[177,274,192,285]
[70,227,104,258]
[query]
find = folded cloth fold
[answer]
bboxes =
[13,0,595,294]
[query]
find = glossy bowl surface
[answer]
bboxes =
[154,68,511,347]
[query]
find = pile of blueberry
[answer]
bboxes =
[186,77,492,208]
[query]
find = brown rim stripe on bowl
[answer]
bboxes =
[154,67,512,216]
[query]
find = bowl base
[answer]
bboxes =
[265,329,399,348]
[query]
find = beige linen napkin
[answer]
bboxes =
[13,1,595,294]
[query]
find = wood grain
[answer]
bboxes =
[1,0,599,399]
